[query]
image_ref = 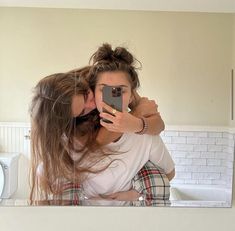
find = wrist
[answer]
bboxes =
[135,118,143,133]
[135,117,148,135]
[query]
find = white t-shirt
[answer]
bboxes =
[82,133,175,198]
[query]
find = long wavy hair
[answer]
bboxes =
[29,67,111,202]
[30,44,142,202]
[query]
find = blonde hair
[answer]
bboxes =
[30,67,111,202]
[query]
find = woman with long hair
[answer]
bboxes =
[78,43,175,201]
[29,66,167,203]
[30,44,174,204]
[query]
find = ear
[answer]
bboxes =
[128,90,139,109]
[129,94,134,104]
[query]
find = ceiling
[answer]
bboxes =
[0,0,234,13]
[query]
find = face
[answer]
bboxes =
[95,71,132,112]
[71,90,96,117]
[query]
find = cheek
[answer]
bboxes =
[95,88,103,112]
[122,93,132,111]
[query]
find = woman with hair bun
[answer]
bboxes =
[30,44,174,204]
[77,43,175,201]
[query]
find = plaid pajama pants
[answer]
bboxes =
[131,160,171,206]
[58,160,171,205]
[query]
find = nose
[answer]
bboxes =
[86,97,96,110]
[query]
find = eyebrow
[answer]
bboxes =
[97,84,129,88]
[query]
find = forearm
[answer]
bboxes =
[97,91,165,144]
[96,115,164,145]
[96,127,122,146]
[96,189,140,201]
[142,113,165,135]
[130,91,165,135]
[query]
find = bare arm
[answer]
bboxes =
[101,169,175,200]
[96,128,122,145]
[96,92,165,145]
[102,169,175,201]
[166,168,175,181]
[91,190,140,201]
[130,91,165,135]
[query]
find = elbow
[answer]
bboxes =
[155,119,165,135]
[166,168,175,181]
[161,120,165,132]
[160,114,165,132]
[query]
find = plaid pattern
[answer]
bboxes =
[131,160,171,206]
[55,181,85,205]
[55,160,170,206]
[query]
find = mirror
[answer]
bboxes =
[0,7,234,207]
[0,162,4,199]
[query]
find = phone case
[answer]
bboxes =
[102,85,123,111]
[102,86,123,123]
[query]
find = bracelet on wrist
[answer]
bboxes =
[135,117,148,135]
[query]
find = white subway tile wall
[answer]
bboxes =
[0,123,234,189]
[161,130,235,189]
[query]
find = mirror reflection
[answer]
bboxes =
[0,162,4,198]
[0,7,234,207]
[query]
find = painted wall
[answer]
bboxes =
[0,181,234,231]
[0,8,234,231]
[0,7,233,126]
[230,14,235,127]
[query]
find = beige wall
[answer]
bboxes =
[0,7,233,126]
[0,7,235,231]
[230,14,235,127]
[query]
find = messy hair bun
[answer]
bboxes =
[88,43,141,94]
[90,43,134,66]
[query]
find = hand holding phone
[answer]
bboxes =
[102,85,123,123]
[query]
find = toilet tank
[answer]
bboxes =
[0,153,20,198]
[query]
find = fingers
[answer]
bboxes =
[106,190,140,201]
[141,97,157,103]
[140,97,148,101]
[101,102,120,115]
[140,98,157,107]
[97,193,120,200]
[100,120,118,132]
[98,194,112,199]
[140,98,158,111]
[100,112,115,123]
[105,193,118,200]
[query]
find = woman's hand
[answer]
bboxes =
[131,93,165,135]
[131,97,158,117]
[99,102,143,133]
[106,189,140,201]
[92,189,140,201]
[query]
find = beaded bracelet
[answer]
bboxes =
[135,117,148,135]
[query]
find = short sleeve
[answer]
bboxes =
[149,136,175,174]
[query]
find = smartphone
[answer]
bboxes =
[102,85,123,123]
